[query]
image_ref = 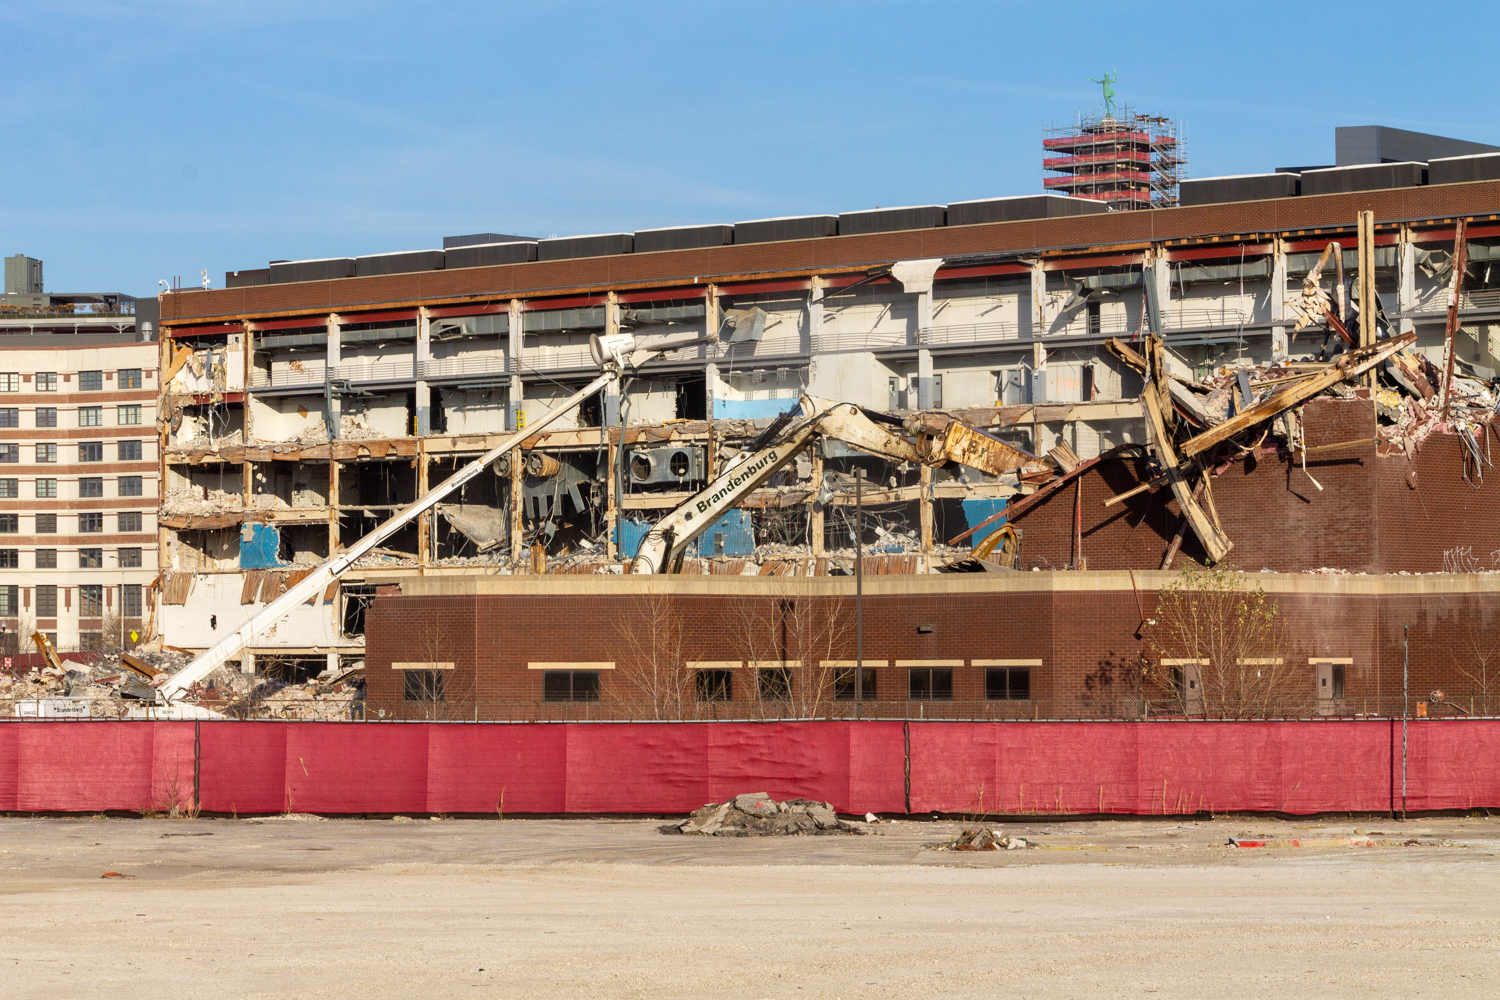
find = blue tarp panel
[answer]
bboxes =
[615,509,755,560]
[959,498,1008,547]
[713,397,798,420]
[239,523,285,569]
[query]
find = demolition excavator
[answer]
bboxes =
[152,330,1030,712]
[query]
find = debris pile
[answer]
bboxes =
[942,827,1032,851]
[665,792,864,836]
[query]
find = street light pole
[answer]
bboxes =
[854,467,864,712]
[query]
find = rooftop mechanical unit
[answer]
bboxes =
[629,445,706,485]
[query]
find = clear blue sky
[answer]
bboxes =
[4,0,1495,296]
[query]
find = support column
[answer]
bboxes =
[810,449,824,557]
[1398,226,1416,337]
[605,434,619,560]
[1028,262,1048,337]
[509,447,525,565]
[326,313,342,439]
[1270,238,1289,359]
[240,651,255,677]
[415,306,432,435]
[916,348,934,410]
[416,440,430,568]
[704,363,719,431]
[1151,256,1172,334]
[326,652,340,676]
[915,286,933,345]
[603,290,621,427]
[508,299,524,432]
[919,462,933,571]
[328,459,340,555]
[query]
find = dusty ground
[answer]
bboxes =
[2,813,1498,999]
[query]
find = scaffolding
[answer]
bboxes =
[1043,104,1186,210]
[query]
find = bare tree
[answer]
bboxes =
[736,575,853,719]
[1452,607,1500,716]
[1144,567,1298,719]
[609,586,694,720]
[405,611,471,721]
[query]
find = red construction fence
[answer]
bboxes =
[0,719,1495,816]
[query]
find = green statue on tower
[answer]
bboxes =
[1090,70,1118,116]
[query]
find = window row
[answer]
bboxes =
[0,547,143,569]
[0,406,143,428]
[0,477,147,498]
[0,369,143,393]
[0,583,145,618]
[0,512,146,533]
[0,441,145,463]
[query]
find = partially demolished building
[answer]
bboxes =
[152,125,1500,703]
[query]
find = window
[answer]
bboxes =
[35,549,56,569]
[0,444,16,463]
[0,408,16,427]
[757,666,793,701]
[0,479,16,499]
[79,442,103,462]
[0,514,15,532]
[35,372,56,391]
[35,443,55,463]
[403,670,446,702]
[79,548,102,568]
[79,407,103,427]
[118,547,142,568]
[985,667,1032,701]
[119,511,142,532]
[118,476,143,497]
[79,633,104,652]
[695,669,734,702]
[0,549,15,569]
[118,405,141,425]
[80,512,104,533]
[118,368,142,389]
[0,373,18,392]
[119,440,142,461]
[834,667,878,701]
[1313,659,1350,703]
[542,670,600,702]
[36,478,56,498]
[79,370,103,391]
[35,513,56,533]
[80,585,103,617]
[0,585,17,616]
[36,407,56,427]
[121,583,143,617]
[79,477,103,498]
[36,585,57,617]
[908,667,953,701]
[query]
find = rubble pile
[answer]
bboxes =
[665,792,865,836]
[942,827,1032,851]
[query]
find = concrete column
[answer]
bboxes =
[1152,257,1172,334]
[916,348,935,410]
[1028,263,1047,337]
[704,362,719,424]
[603,292,622,427]
[415,306,432,435]
[509,448,525,565]
[1398,226,1416,337]
[328,459,340,554]
[808,276,824,353]
[915,287,933,345]
[240,651,255,677]
[326,313,342,439]
[919,463,933,571]
[326,652,340,677]
[605,436,619,560]
[809,450,824,556]
[508,299,524,432]
[416,440,430,567]
[1270,239,1289,359]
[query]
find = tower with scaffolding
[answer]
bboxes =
[1043,104,1187,210]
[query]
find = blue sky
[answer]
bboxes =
[4,0,1496,295]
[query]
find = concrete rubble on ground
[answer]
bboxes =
[941,827,1032,851]
[665,792,865,836]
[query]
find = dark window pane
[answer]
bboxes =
[35,513,56,533]
[80,442,103,462]
[119,511,143,532]
[36,408,56,427]
[931,669,953,700]
[834,667,877,701]
[80,585,103,617]
[0,444,16,462]
[403,670,445,702]
[118,548,142,568]
[909,669,930,700]
[758,667,792,701]
[79,477,103,497]
[80,512,103,532]
[572,671,600,702]
[1009,668,1030,700]
[0,549,16,568]
[119,440,142,461]
[119,476,143,497]
[122,584,143,617]
[35,549,56,569]
[79,370,103,391]
[79,548,103,568]
[36,584,57,617]
[0,408,16,427]
[0,514,16,532]
[118,368,142,389]
[696,669,733,702]
[543,672,572,702]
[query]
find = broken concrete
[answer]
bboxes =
[666,793,863,836]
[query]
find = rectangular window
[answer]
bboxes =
[0,479,17,498]
[79,407,103,427]
[119,440,142,461]
[35,407,56,428]
[35,549,56,569]
[403,670,446,702]
[0,585,17,616]
[35,372,56,392]
[985,667,1032,701]
[119,511,142,532]
[79,632,104,652]
[36,584,57,616]
[79,584,103,617]
[833,667,878,701]
[908,668,954,701]
[121,583,143,617]
[118,405,141,425]
[118,476,143,497]
[79,370,103,391]
[542,670,601,703]
[118,547,142,568]
[35,513,56,533]
[695,669,734,702]
[35,443,56,463]
[118,368,142,389]
[0,444,16,463]
[0,549,16,569]
[79,548,103,569]
[0,373,18,392]
[80,512,104,533]
[79,442,103,462]
[757,666,793,701]
[0,513,16,532]
[79,477,103,497]
[36,478,56,498]
[0,408,16,427]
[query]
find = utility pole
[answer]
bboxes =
[854,468,864,712]
[1402,623,1409,822]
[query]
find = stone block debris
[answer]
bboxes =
[665,792,865,836]
[942,827,1031,851]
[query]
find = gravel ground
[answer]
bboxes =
[2,813,1498,998]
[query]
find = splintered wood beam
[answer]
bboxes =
[1102,473,1167,507]
[1141,382,1232,563]
[1178,333,1415,459]
[1106,337,1148,373]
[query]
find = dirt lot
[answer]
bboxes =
[2,813,1498,999]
